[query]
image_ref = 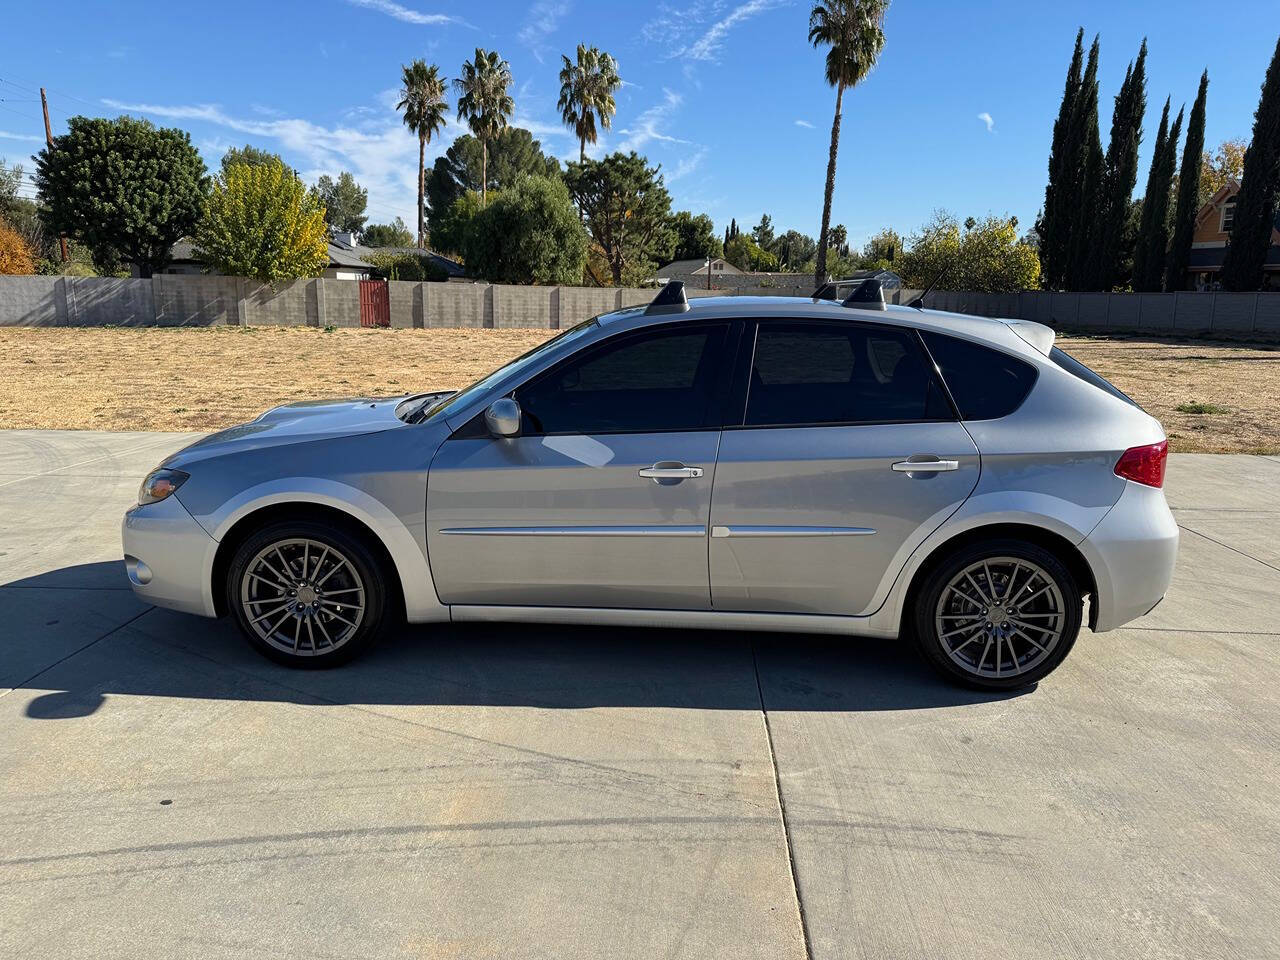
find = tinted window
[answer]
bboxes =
[744,322,952,427]
[1049,346,1141,408]
[920,331,1038,421]
[516,324,728,434]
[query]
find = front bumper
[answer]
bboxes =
[1081,480,1180,632]
[122,494,219,617]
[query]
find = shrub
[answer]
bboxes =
[361,250,450,282]
[0,218,35,274]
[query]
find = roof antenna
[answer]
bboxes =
[645,279,690,315]
[908,266,949,309]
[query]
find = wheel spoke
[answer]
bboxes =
[248,571,287,592]
[249,602,292,625]
[321,587,364,597]
[257,557,294,588]
[1011,625,1050,653]
[292,615,302,652]
[964,571,994,605]
[316,556,346,588]
[976,636,994,670]
[941,623,983,640]
[314,614,334,648]
[320,608,359,630]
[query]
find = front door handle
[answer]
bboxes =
[639,462,704,483]
[892,458,959,473]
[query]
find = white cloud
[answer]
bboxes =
[342,0,463,26]
[794,119,814,129]
[101,98,442,227]
[0,130,43,142]
[518,1,570,63]
[666,147,707,183]
[617,88,688,152]
[684,0,781,62]
[978,111,994,133]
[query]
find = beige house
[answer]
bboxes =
[1185,180,1280,290]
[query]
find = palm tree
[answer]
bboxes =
[397,59,448,248]
[558,44,622,164]
[808,0,888,285]
[455,48,515,206]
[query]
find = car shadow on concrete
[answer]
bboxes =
[9,562,1032,718]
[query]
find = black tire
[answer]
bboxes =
[226,519,389,668]
[911,538,1082,690]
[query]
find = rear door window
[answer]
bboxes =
[743,321,953,427]
[919,331,1038,421]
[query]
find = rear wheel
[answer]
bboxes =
[226,520,388,667]
[912,539,1082,690]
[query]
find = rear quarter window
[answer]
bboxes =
[1049,346,1141,408]
[920,331,1038,421]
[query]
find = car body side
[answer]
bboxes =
[122,297,1177,638]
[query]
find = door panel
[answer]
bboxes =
[427,431,719,608]
[709,423,979,615]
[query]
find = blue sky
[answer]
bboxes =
[1,1,1276,251]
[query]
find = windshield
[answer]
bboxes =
[421,317,600,422]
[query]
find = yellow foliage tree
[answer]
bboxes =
[194,158,329,283]
[0,218,36,275]
[899,211,1040,293]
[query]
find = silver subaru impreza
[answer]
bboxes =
[122,281,1178,689]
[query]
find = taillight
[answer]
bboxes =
[1114,440,1167,488]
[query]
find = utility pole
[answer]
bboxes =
[40,87,69,263]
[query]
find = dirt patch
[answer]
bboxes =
[0,326,1276,453]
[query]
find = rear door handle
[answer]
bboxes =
[892,458,959,473]
[639,462,704,482]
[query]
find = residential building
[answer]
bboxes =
[1184,180,1280,290]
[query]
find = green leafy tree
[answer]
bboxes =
[194,158,329,283]
[808,0,889,285]
[860,226,900,265]
[668,211,723,261]
[725,233,780,272]
[899,211,1038,293]
[1097,39,1147,290]
[361,250,449,281]
[221,144,289,175]
[361,218,416,248]
[1040,29,1084,290]
[430,189,487,259]
[558,44,621,163]
[463,175,587,284]
[1199,138,1247,205]
[425,127,559,228]
[34,115,208,277]
[752,213,776,249]
[312,171,368,234]
[1221,36,1280,291]
[455,47,515,206]
[1133,99,1183,292]
[773,229,816,269]
[1167,71,1209,291]
[566,151,674,285]
[397,59,449,248]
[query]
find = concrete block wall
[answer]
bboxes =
[2,274,1279,337]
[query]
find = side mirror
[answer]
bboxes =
[484,397,522,438]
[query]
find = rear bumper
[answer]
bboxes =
[121,494,219,617]
[1080,480,1179,632]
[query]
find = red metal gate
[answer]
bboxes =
[359,279,390,327]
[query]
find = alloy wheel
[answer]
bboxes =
[933,556,1066,680]
[239,538,367,657]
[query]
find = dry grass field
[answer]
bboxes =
[0,325,1276,453]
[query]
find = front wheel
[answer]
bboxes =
[912,540,1082,690]
[226,520,388,667]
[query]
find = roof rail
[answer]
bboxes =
[645,279,690,315]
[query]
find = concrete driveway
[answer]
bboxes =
[1,430,1277,960]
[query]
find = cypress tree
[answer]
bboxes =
[1063,36,1101,290]
[1134,101,1183,292]
[1166,71,1209,291]
[1221,37,1280,291]
[1099,40,1147,290]
[1040,29,1085,290]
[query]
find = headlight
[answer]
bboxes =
[138,468,190,505]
